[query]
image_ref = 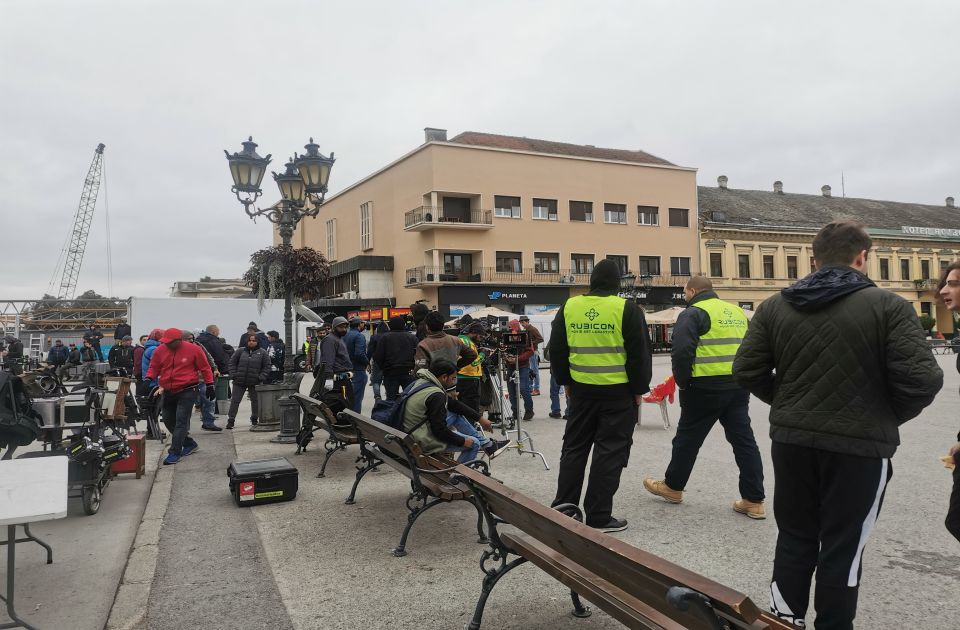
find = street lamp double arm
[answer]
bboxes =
[224,136,336,373]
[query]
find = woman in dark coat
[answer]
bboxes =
[937,262,960,542]
[225,333,270,430]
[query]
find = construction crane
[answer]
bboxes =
[52,143,106,299]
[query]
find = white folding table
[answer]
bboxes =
[0,456,68,630]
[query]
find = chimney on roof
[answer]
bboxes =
[948,196,956,208]
[821,185,832,198]
[718,175,728,190]
[424,128,447,143]
[773,181,783,194]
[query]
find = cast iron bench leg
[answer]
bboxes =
[470,497,490,544]
[344,457,380,505]
[570,591,591,618]
[465,556,527,630]
[317,441,344,478]
[393,496,445,557]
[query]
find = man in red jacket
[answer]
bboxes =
[146,327,215,465]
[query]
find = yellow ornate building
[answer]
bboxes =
[698,177,959,332]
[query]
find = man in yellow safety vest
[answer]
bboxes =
[643,275,766,519]
[549,259,652,533]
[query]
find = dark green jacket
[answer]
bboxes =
[734,265,943,458]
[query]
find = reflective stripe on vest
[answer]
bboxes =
[691,298,748,377]
[457,335,483,378]
[564,295,628,385]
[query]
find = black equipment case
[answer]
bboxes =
[227,457,299,507]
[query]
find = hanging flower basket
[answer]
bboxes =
[242,245,330,311]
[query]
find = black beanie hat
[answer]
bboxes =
[590,259,623,293]
[388,316,405,331]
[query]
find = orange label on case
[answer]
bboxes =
[239,481,255,501]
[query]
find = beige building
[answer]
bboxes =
[699,177,959,332]
[295,129,701,317]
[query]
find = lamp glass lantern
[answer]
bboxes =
[273,158,307,206]
[224,137,272,193]
[619,273,637,291]
[294,137,336,198]
[640,274,654,289]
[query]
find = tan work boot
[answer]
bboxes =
[733,499,766,520]
[643,478,683,504]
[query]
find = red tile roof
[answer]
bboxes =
[447,131,675,166]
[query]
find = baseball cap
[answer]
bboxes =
[349,317,362,325]
[159,327,183,344]
[519,315,530,322]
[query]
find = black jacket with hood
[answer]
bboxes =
[229,346,270,387]
[549,259,652,400]
[197,331,229,374]
[734,264,943,458]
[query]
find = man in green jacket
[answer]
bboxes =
[734,220,943,629]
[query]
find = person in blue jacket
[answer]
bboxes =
[344,317,369,413]
[141,329,163,388]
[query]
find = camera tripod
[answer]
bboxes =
[487,348,549,470]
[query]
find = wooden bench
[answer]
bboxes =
[338,408,490,557]
[290,393,362,478]
[452,464,797,630]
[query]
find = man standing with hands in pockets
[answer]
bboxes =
[549,259,652,533]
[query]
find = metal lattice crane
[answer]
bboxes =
[57,143,106,299]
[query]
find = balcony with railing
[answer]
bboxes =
[405,266,593,287]
[403,206,494,231]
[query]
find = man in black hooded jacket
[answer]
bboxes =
[734,220,942,629]
[549,259,652,533]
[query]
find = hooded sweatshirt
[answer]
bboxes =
[734,264,943,458]
[548,259,652,399]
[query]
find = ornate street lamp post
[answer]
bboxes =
[223,137,335,374]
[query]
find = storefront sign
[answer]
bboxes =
[902,226,960,238]
[487,290,528,301]
[440,286,570,305]
[388,307,412,319]
[620,287,686,305]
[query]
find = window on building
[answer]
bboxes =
[810,256,816,273]
[569,201,593,222]
[495,251,522,273]
[738,254,751,278]
[787,255,798,279]
[921,302,932,317]
[921,259,930,280]
[638,256,661,276]
[603,203,627,224]
[534,252,559,273]
[444,253,471,275]
[571,253,595,274]
[738,301,754,311]
[359,201,373,251]
[671,257,691,276]
[942,259,951,272]
[900,259,911,280]
[494,195,521,219]
[532,198,557,221]
[709,252,723,277]
[606,255,629,275]
[879,258,889,280]
[668,208,689,227]
[326,218,337,261]
[637,205,659,226]
[763,255,775,279]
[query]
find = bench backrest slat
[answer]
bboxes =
[339,408,427,466]
[455,465,770,629]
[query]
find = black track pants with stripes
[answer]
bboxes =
[769,442,892,630]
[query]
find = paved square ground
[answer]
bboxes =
[230,355,959,629]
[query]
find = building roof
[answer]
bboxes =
[448,131,675,167]
[699,185,958,232]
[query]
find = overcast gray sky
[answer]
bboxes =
[2,0,957,298]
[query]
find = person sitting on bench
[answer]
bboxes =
[402,359,509,463]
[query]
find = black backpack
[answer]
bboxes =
[371,381,436,429]
[0,372,42,449]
